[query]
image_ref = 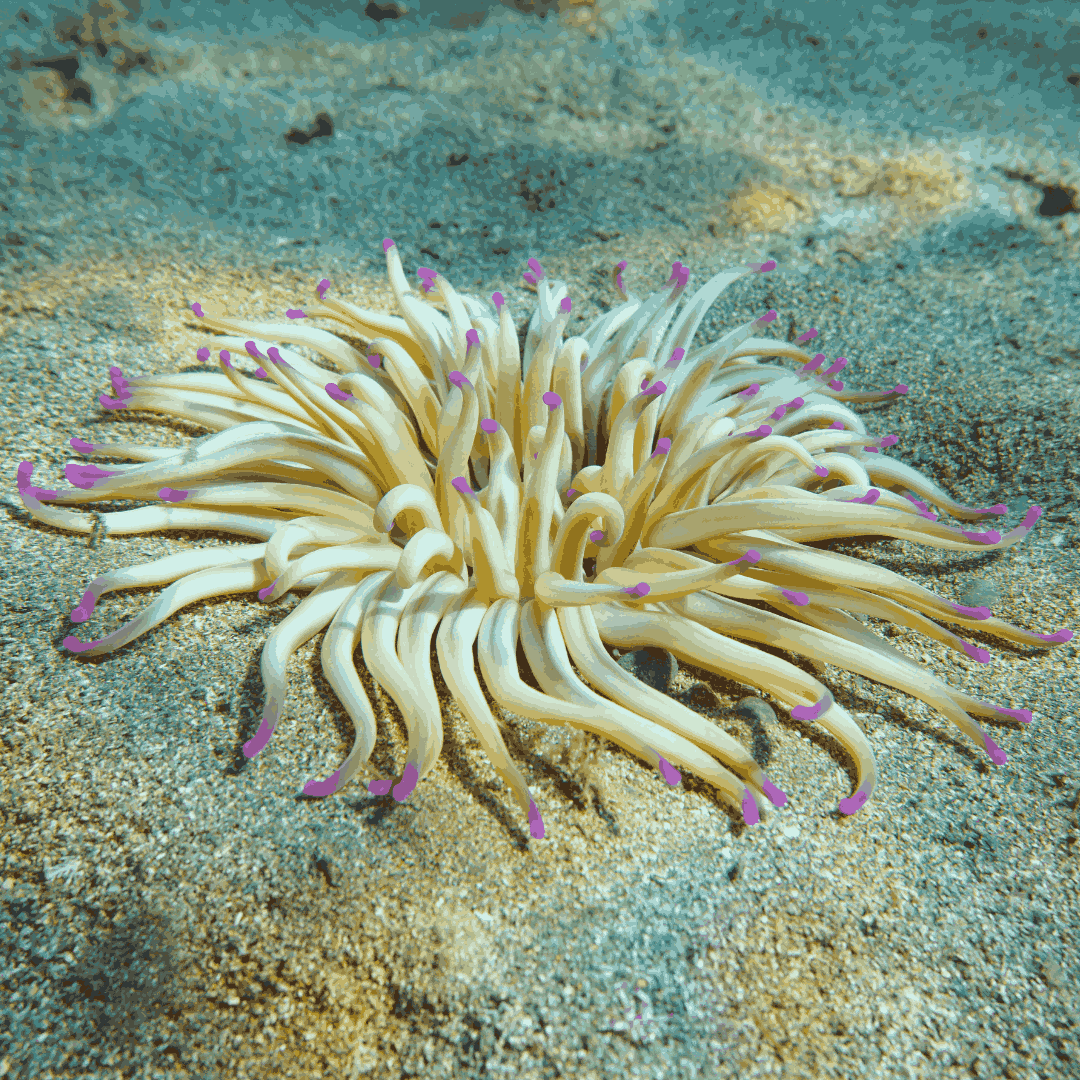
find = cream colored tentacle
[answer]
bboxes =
[305,570,396,796]
[557,603,786,808]
[589,602,877,815]
[242,570,365,760]
[436,589,545,837]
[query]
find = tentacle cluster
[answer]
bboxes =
[17,244,1072,838]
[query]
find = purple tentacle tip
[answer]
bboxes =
[158,488,189,503]
[560,296,572,313]
[368,778,394,796]
[316,278,331,298]
[993,705,1032,724]
[781,589,809,607]
[303,769,342,797]
[452,476,476,497]
[792,693,831,722]
[729,550,760,567]
[325,383,352,402]
[492,291,505,309]
[196,347,210,362]
[651,437,672,458]
[66,463,116,489]
[393,762,419,802]
[243,718,276,758]
[1021,505,1043,529]
[838,788,869,815]
[70,589,97,624]
[267,347,286,365]
[542,391,562,411]
[466,328,480,347]
[527,257,545,279]
[657,756,682,786]
[814,465,829,478]
[480,418,499,434]
[762,778,788,808]
[190,302,204,317]
[382,238,395,252]
[983,735,1008,765]
[952,602,992,620]
[1037,627,1073,644]
[286,308,306,319]
[63,635,98,653]
[961,641,991,664]
[741,789,760,826]
[99,394,128,411]
[528,799,545,839]
[70,437,96,454]
[589,530,605,544]
[961,528,1002,545]
[258,579,279,601]
[253,367,267,378]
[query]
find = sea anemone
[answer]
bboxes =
[16,242,1072,839]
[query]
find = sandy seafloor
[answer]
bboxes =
[1,2,1079,1078]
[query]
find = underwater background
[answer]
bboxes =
[1,2,1078,1079]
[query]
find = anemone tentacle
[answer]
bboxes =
[16,244,1072,837]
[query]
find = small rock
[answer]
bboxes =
[734,697,776,725]
[615,647,677,692]
[679,682,717,711]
